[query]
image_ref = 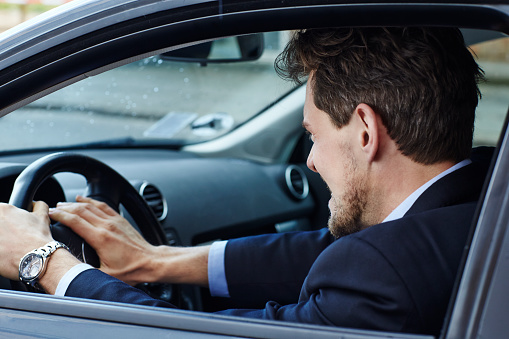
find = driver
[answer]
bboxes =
[0,27,488,336]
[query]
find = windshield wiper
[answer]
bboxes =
[64,137,185,149]
[78,137,139,147]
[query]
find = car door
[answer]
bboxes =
[0,1,508,338]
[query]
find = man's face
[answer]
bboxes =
[303,81,368,238]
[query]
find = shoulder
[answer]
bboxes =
[303,201,477,333]
[315,201,477,286]
[315,200,477,263]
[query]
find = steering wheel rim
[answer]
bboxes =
[8,152,168,291]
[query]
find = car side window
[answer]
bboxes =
[472,36,509,146]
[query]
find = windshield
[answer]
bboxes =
[0,32,295,151]
[0,31,507,153]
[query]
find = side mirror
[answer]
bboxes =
[161,34,264,64]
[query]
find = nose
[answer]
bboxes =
[307,148,317,173]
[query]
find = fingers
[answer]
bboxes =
[49,202,100,228]
[32,200,50,220]
[76,195,118,217]
[49,196,122,245]
[54,195,119,219]
[54,201,110,221]
[49,207,102,244]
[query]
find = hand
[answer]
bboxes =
[0,201,54,280]
[50,196,211,287]
[49,196,161,285]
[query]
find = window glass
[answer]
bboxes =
[472,37,509,146]
[1,31,507,152]
[0,32,295,152]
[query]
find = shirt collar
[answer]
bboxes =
[382,159,472,223]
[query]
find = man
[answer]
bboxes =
[0,27,488,335]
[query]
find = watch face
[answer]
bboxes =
[20,253,43,280]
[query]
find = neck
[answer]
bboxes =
[363,156,457,227]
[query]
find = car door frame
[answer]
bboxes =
[0,1,508,338]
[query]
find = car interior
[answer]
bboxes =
[0,1,507,338]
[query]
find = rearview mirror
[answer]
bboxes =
[161,34,264,64]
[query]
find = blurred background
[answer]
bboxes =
[0,0,71,31]
[0,2,507,148]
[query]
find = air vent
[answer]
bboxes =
[285,165,309,200]
[139,182,168,221]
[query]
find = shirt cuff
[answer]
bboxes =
[208,240,230,297]
[54,263,95,296]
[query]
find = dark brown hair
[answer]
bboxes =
[276,27,485,164]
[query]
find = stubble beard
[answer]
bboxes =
[327,154,368,239]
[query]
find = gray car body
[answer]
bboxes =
[0,1,508,338]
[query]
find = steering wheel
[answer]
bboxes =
[8,152,171,298]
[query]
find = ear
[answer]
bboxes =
[353,103,380,163]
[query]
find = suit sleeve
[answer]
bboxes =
[65,229,333,309]
[65,269,177,308]
[224,228,334,305]
[64,230,415,333]
[67,231,411,332]
[218,235,417,333]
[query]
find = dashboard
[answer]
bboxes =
[0,148,329,310]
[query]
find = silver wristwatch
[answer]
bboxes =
[19,241,70,290]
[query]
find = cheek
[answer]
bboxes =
[315,144,338,174]
[315,152,339,191]
[322,151,352,197]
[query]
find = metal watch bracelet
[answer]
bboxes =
[18,240,71,290]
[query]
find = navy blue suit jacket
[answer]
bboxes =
[66,151,490,336]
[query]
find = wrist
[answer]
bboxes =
[38,247,82,294]
[18,241,71,290]
[146,245,210,286]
